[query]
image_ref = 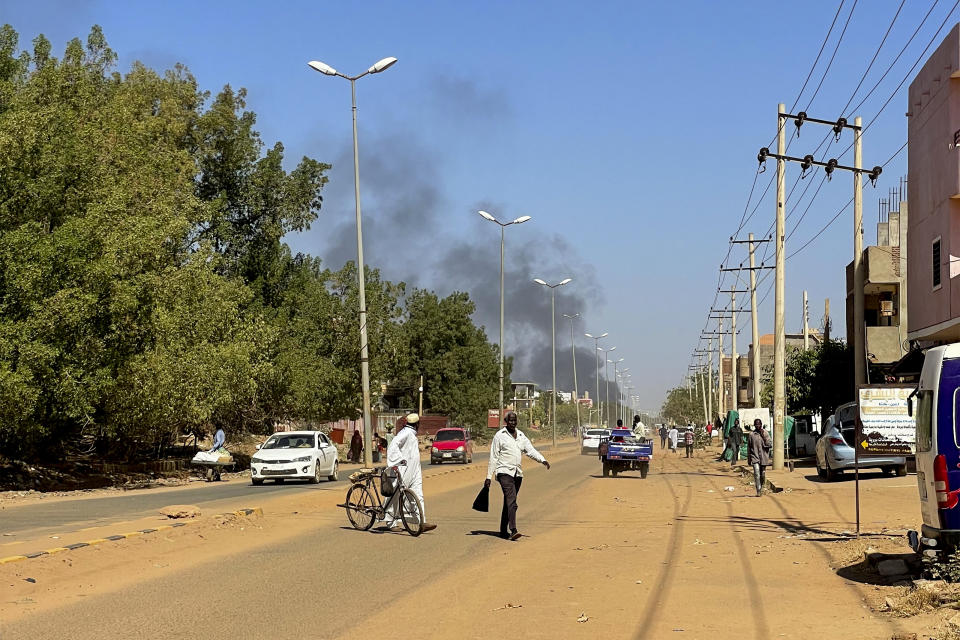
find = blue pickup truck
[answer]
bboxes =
[599,429,653,478]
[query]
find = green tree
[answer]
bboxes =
[760,339,852,417]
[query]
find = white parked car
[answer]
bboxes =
[251,431,339,485]
[581,428,609,455]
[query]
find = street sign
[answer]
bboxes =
[856,385,916,456]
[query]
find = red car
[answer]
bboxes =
[430,427,473,464]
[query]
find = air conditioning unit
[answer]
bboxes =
[880,300,894,317]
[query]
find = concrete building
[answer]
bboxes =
[845,188,908,369]
[738,332,823,406]
[907,24,960,342]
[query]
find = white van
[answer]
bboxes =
[910,344,960,555]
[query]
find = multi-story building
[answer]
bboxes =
[845,186,908,371]
[907,24,960,343]
[737,332,823,407]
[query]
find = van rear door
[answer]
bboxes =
[936,357,960,530]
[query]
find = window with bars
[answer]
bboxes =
[933,237,942,289]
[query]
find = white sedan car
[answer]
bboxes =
[581,429,609,455]
[251,431,339,485]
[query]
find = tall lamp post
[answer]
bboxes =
[534,277,572,448]
[598,346,617,427]
[478,210,532,428]
[584,332,608,425]
[620,369,630,425]
[609,358,624,426]
[562,313,581,433]
[308,55,397,467]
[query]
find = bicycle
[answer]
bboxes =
[338,460,424,536]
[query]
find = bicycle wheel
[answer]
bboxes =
[345,484,376,531]
[399,488,424,537]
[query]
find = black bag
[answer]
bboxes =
[472,484,489,512]
[381,466,399,497]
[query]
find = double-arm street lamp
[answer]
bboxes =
[478,211,532,427]
[534,277,572,448]
[308,55,397,467]
[585,332,608,426]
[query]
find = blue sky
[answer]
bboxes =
[5,0,942,413]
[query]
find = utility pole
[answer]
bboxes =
[717,316,725,420]
[824,298,831,341]
[698,362,708,425]
[758,110,881,417]
[803,290,810,350]
[418,374,424,415]
[725,236,772,409]
[707,337,713,421]
[853,115,866,392]
[718,289,748,414]
[774,102,787,471]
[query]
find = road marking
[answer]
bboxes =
[0,555,27,564]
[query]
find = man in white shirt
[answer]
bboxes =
[385,413,437,532]
[484,411,551,540]
[667,425,679,453]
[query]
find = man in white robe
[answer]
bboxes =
[385,413,437,532]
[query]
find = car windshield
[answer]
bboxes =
[586,430,606,437]
[435,430,465,442]
[263,434,315,449]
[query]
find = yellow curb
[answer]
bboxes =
[85,538,109,546]
[0,555,27,565]
[154,525,173,531]
[121,532,143,538]
[45,547,69,554]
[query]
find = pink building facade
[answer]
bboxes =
[908,24,960,342]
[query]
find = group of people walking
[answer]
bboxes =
[657,423,696,457]
[656,416,773,497]
[380,410,550,540]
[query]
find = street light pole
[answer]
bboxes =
[534,278,572,449]
[598,346,617,428]
[478,211,532,428]
[308,56,397,468]
[609,358,624,426]
[563,313,581,432]
[584,332,608,425]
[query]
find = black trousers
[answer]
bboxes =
[497,473,523,534]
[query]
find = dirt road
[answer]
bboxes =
[0,447,929,639]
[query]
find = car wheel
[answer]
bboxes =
[328,461,339,482]
[816,462,827,480]
[310,461,322,484]
[251,478,264,486]
[640,462,649,479]
[896,464,908,477]
[602,461,609,477]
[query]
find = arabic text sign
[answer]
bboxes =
[856,386,915,456]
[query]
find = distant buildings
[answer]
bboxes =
[734,332,823,407]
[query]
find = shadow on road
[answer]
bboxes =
[587,475,647,480]
[835,551,921,586]
[802,471,893,484]
[467,530,505,538]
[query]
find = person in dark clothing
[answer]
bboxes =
[684,427,695,458]
[747,419,772,496]
[728,419,743,466]
[349,430,363,463]
[659,425,668,449]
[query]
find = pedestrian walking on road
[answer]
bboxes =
[349,429,363,463]
[659,425,668,449]
[385,413,437,532]
[684,427,694,458]
[485,411,550,541]
[667,425,678,453]
[728,419,743,466]
[747,419,772,497]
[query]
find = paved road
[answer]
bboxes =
[0,442,574,540]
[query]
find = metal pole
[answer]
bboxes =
[551,288,557,449]
[498,225,505,427]
[773,102,786,471]
[731,290,738,413]
[418,374,424,415]
[604,358,610,428]
[594,339,601,424]
[749,233,761,409]
[699,362,708,425]
[853,115,866,393]
[567,317,581,430]
[350,78,374,468]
